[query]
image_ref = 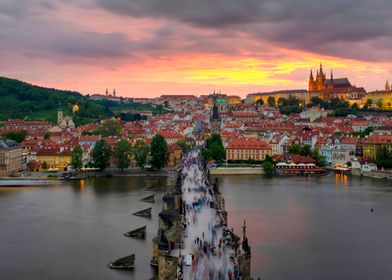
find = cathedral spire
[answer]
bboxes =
[330,69,333,81]
[310,70,314,80]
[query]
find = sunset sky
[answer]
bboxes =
[1,0,392,97]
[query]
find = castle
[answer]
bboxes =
[308,63,351,92]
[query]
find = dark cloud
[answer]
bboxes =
[50,32,133,58]
[96,0,392,62]
[0,0,54,17]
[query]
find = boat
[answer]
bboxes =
[109,254,135,269]
[124,225,147,239]
[140,194,155,203]
[132,207,152,217]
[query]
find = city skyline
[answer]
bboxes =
[1,0,392,97]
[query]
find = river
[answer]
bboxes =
[0,174,391,280]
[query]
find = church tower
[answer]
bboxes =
[210,99,221,133]
[385,80,391,91]
[308,70,316,91]
[316,63,326,91]
[57,110,63,126]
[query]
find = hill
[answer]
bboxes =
[0,77,167,125]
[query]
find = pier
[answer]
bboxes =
[152,149,252,279]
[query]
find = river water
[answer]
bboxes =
[0,174,391,280]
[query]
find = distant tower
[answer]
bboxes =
[210,101,221,133]
[328,69,334,89]
[105,88,108,96]
[308,70,315,91]
[113,89,116,97]
[57,110,63,126]
[385,80,391,91]
[316,63,326,91]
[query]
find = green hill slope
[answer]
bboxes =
[0,77,168,125]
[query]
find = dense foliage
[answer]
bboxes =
[94,119,122,137]
[71,145,83,169]
[277,95,303,114]
[202,133,226,161]
[150,134,169,169]
[91,139,112,170]
[287,144,326,167]
[133,140,150,168]
[0,76,169,124]
[1,130,27,142]
[114,140,132,170]
[375,146,392,169]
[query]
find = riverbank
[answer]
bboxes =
[1,168,170,180]
[209,167,265,175]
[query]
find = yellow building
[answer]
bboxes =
[363,134,392,160]
[246,90,313,105]
[36,149,72,169]
[72,104,80,113]
[365,91,392,110]
[227,95,241,105]
[226,139,272,161]
[0,140,22,177]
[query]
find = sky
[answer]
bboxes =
[1,0,392,98]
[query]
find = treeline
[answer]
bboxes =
[0,76,168,125]
[71,134,169,170]
[261,95,391,116]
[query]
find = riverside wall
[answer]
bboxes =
[209,167,265,175]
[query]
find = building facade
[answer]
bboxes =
[0,140,22,176]
[363,134,392,159]
[226,139,272,161]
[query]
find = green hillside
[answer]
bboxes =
[0,76,168,125]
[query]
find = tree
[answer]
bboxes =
[309,96,323,107]
[2,130,28,143]
[375,146,392,168]
[256,98,264,106]
[71,145,83,169]
[41,161,48,170]
[114,139,132,170]
[377,98,383,110]
[91,139,112,170]
[176,139,190,153]
[150,134,169,169]
[262,161,275,175]
[96,119,122,137]
[133,140,150,168]
[299,144,312,156]
[288,144,301,154]
[364,98,373,109]
[267,96,276,107]
[209,142,226,161]
[351,103,359,110]
[312,148,326,167]
[202,133,226,161]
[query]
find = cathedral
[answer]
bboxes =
[308,63,351,92]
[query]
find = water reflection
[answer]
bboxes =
[217,174,392,280]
